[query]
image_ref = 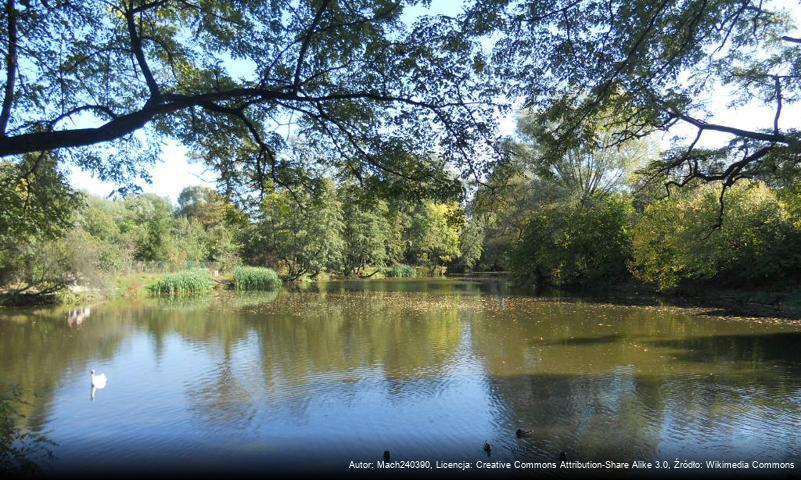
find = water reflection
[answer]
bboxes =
[0,280,800,474]
[66,307,91,328]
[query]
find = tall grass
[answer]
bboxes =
[146,270,214,296]
[384,264,416,278]
[233,266,282,291]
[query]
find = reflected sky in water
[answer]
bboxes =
[1,278,800,475]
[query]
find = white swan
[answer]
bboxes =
[90,369,107,389]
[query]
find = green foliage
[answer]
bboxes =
[0,154,83,244]
[509,196,633,288]
[339,183,391,277]
[384,264,416,278]
[146,270,214,296]
[254,179,345,280]
[458,216,485,272]
[177,186,229,228]
[630,182,801,290]
[479,0,794,183]
[0,154,84,297]
[0,0,496,203]
[405,202,463,266]
[169,217,209,265]
[515,108,653,202]
[233,266,282,291]
[121,194,175,262]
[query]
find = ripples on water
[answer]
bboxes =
[1,278,800,474]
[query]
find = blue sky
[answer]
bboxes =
[68,0,800,203]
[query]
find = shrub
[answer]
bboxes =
[233,266,282,291]
[508,195,633,288]
[384,264,416,277]
[146,269,214,296]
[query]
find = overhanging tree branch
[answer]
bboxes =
[0,87,484,156]
[669,110,787,144]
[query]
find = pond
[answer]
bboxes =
[1,278,800,476]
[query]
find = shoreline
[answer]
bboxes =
[2,273,800,322]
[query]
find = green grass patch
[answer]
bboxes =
[146,269,214,296]
[233,266,282,291]
[384,264,416,278]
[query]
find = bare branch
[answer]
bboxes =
[670,110,786,144]
[47,104,119,129]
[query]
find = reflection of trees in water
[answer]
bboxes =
[184,353,255,431]
[134,293,278,361]
[469,301,801,461]
[254,293,463,375]
[245,293,463,411]
[127,290,468,425]
[306,278,510,298]
[3,288,801,462]
[0,305,126,430]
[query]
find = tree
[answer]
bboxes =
[120,194,175,261]
[516,109,653,202]
[470,109,648,272]
[405,201,462,268]
[508,195,633,289]
[0,153,83,296]
[168,217,208,266]
[630,181,801,290]
[458,216,484,272]
[476,0,801,196]
[338,183,390,277]
[176,186,228,228]
[254,179,344,279]
[0,0,497,203]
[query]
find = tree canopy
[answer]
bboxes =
[471,0,801,197]
[0,0,498,201]
[4,0,801,204]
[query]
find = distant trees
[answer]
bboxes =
[405,202,463,269]
[516,111,651,203]
[253,179,345,280]
[473,105,801,292]
[0,170,480,297]
[339,183,391,277]
[458,217,484,272]
[247,180,468,279]
[473,109,648,286]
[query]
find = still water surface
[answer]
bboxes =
[1,278,800,474]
